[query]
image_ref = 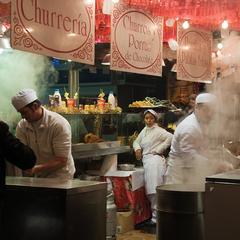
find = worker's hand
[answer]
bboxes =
[135,149,142,160]
[24,165,42,176]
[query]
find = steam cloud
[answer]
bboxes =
[0,49,50,127]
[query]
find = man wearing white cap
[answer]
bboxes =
[165,92,233,184]
[11,89,75,180]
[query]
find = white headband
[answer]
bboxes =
[144,109,159,119]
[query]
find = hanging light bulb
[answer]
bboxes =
[182,20,190,29]
[217,42,223,50]
[168,38,179,51]
[166,18,175,27]
[112,0,119,3]
[221,20,228,29]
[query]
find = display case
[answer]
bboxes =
[61,112,145,144]
[59,113,144,176]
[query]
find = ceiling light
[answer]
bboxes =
[217,42,223,50]
[182,20,190,29]
[168,38,178,51]
[221,20,228,29]
[166,18,175,27]
[112,0,119,3]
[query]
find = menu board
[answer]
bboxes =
[177,24,212,83]
[111,2,163,76]
[11,0,95,64]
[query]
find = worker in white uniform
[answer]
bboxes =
[165,92,233,184]
[133,109,172,225]
[11,89,75,180]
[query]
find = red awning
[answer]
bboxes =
[2,1,240,42]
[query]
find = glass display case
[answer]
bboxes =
[61,112,145,144]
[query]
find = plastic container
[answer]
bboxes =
[108,91,115,110]
[53,89,62,106]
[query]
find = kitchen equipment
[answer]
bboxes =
[118,164,135,171]
[4,177,107,240]
[79,174,101,181]
[205,169,240,240]
[156,184,205,240]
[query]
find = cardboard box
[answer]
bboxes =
[116,211,134,234]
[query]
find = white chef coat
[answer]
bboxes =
[133,124,172,194]
[165,113,213,184]
[16,107,75,180]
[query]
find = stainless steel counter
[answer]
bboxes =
[205,169,240,240]
[72,141,131,160]
[206,168,240,183]
[4,177,107,240]
[6,176,106,194]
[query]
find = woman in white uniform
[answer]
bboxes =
[133,109,172,225]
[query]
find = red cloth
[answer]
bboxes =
[95,0,240,42]
[105,176,151,225]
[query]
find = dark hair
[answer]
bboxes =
[26,99,41,108]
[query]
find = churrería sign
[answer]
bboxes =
[11,0,95,64]
[111,3,163,76]
[177,24,212,83]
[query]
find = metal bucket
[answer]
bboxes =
[156,184,205,240]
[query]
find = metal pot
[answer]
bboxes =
[118,164,135,171]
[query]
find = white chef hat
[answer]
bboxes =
[11,89,38,111]
[195,93,217,104]
[144,109,159,120]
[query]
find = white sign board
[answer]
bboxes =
[111,3,163,76]
[177,24,212,83]
[11,0,95,64]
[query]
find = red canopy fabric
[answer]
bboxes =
[123,0,240,31]
[96,0,240,42]
[2,1,240,42]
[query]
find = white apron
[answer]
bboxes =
[165,157,215,185]
[142,154,166,195]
